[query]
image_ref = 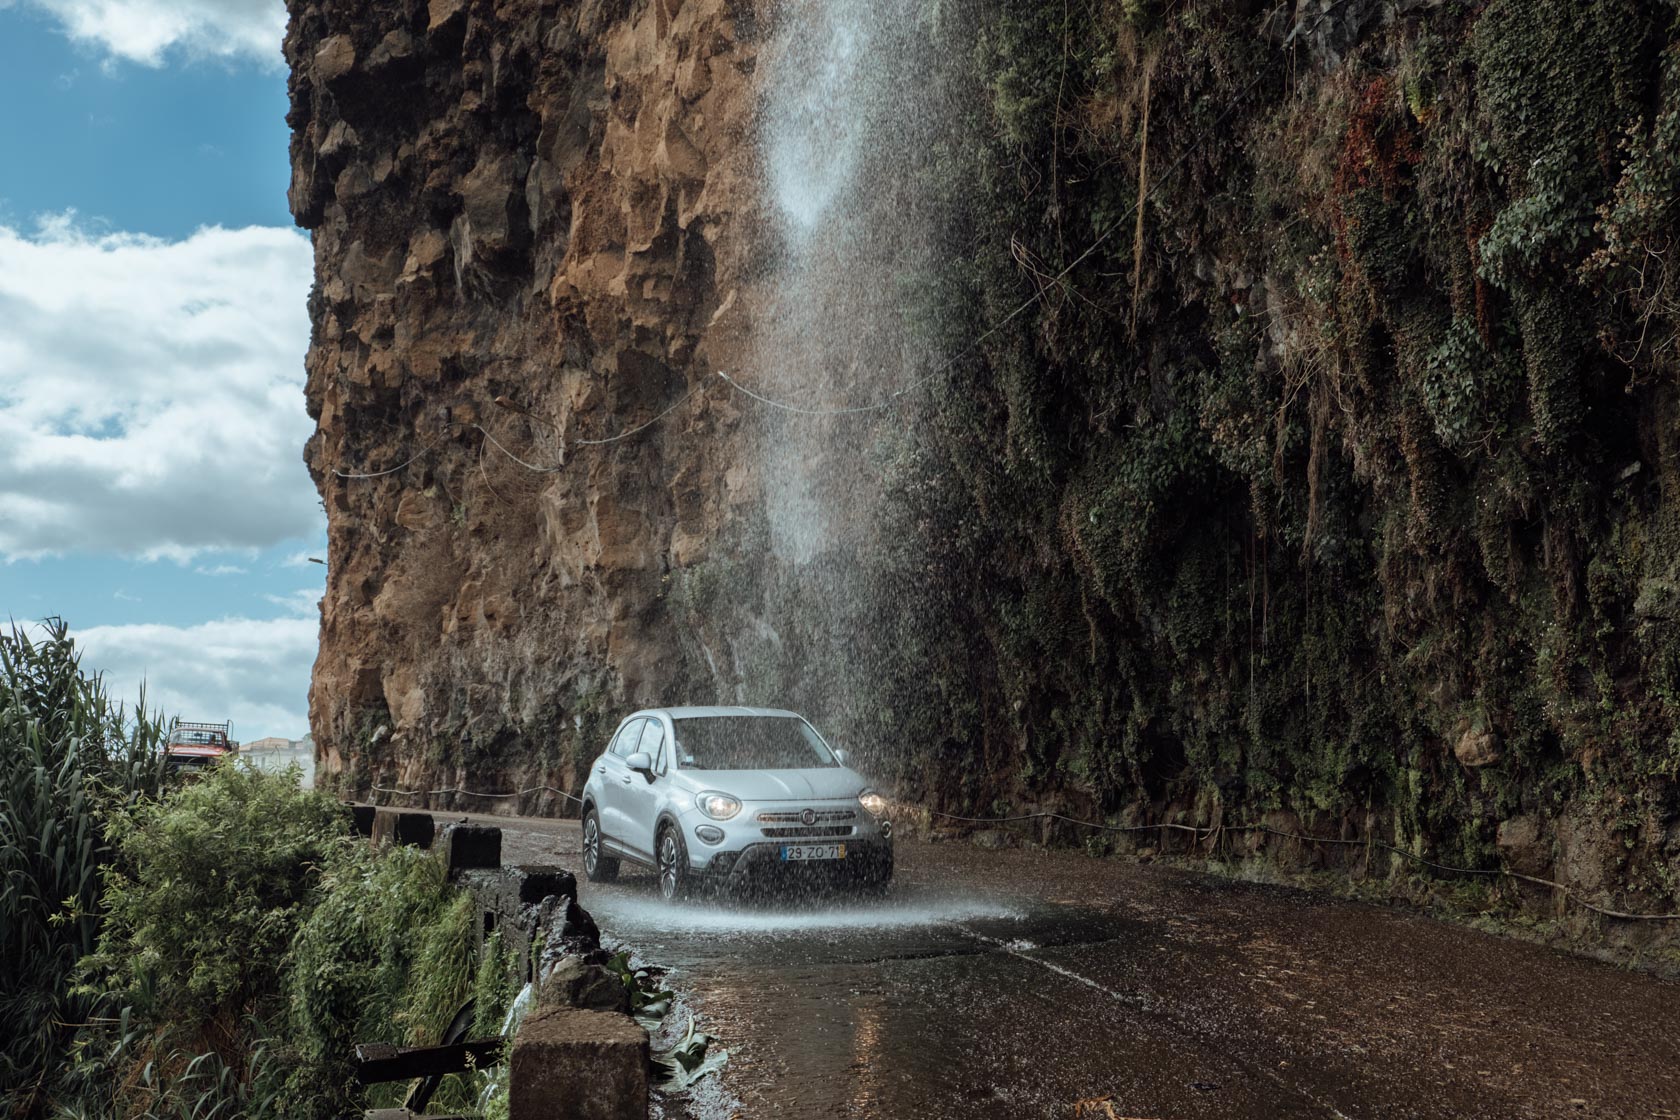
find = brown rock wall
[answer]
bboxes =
[286,0,764,800]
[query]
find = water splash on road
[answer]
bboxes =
[594,892,1025,938]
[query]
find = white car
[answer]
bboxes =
[579,706,893,900]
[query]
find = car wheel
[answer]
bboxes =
[657,824,690,903]
[582,808,619,883]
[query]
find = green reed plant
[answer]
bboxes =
[0,619,169,1118]
[284,844,481,1118]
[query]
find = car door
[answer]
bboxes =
[617,716,668,860]
[595,717,643,854]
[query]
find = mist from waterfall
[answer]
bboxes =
[756,0,930,567]
[763,0,874,237]
[729,0,966,762]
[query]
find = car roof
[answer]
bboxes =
[630,705,803,721]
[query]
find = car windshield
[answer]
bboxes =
[169,730,221,746]
[671,716,836,771]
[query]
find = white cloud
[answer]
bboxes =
[0,215,319,561]
[73,615,316,740]
[262,587,321,615]
[11,0,287,68]
[195,564,248,576]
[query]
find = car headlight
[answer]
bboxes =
[859,790,888,818]
[696,791,742,820]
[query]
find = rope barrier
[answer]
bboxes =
[926,809,1680,922]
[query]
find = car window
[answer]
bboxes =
[608,718,644,758]
[671,716,837,770]
[637,720,667,773]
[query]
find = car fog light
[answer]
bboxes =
[697,791,742,820]
[880,819,893,839]
[859,790,888,818]
[696,825,725,844]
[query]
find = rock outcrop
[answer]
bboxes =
[286,0,763,802]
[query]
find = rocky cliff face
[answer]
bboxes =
[290,0,1680,938]
[286,0,766,804]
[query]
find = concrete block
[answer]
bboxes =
[511,865,574,904]
[442,823,502,874]
[510,1009,647,1120]
[372,809,435,848]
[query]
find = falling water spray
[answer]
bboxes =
[719,0,972,772]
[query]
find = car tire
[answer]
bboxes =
[582,808,619,883]
[657,823,691,903]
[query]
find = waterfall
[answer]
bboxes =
[733,0,964,750]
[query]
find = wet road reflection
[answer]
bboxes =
[489,817,1680,1119]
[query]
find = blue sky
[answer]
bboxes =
[0,5,292,236]
[0,0,321,740]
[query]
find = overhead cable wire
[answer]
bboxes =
[476,384,704,472]
[475,425,565,473]
[714,370,896,415]
[338,384,704,481]
[572,383,703,445]
[333,443,437,479]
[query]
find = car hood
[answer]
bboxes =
[683,767,867,802]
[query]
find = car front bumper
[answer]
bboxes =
[681,799,893,883]
[698,837,893,885]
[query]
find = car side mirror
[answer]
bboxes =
[832,748,850,766]
[625,751,654,776]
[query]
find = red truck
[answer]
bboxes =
[164,719,237,773]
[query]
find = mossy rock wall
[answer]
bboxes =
[294,0,1680,920]
[733,0,1680,915]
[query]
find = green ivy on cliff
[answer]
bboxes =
[826,0,1680,902]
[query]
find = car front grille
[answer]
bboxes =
[760,825,856,838]
[756,809,857,823]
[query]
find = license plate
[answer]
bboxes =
[781,843,846,861]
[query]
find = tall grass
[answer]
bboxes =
[0,620,168,1118]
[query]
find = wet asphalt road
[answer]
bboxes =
[478,814,1680,1120]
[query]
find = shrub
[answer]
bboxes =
[67,770,497,1120]
[80,764,349,1040]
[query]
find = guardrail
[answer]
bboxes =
[345,807,649,1120]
